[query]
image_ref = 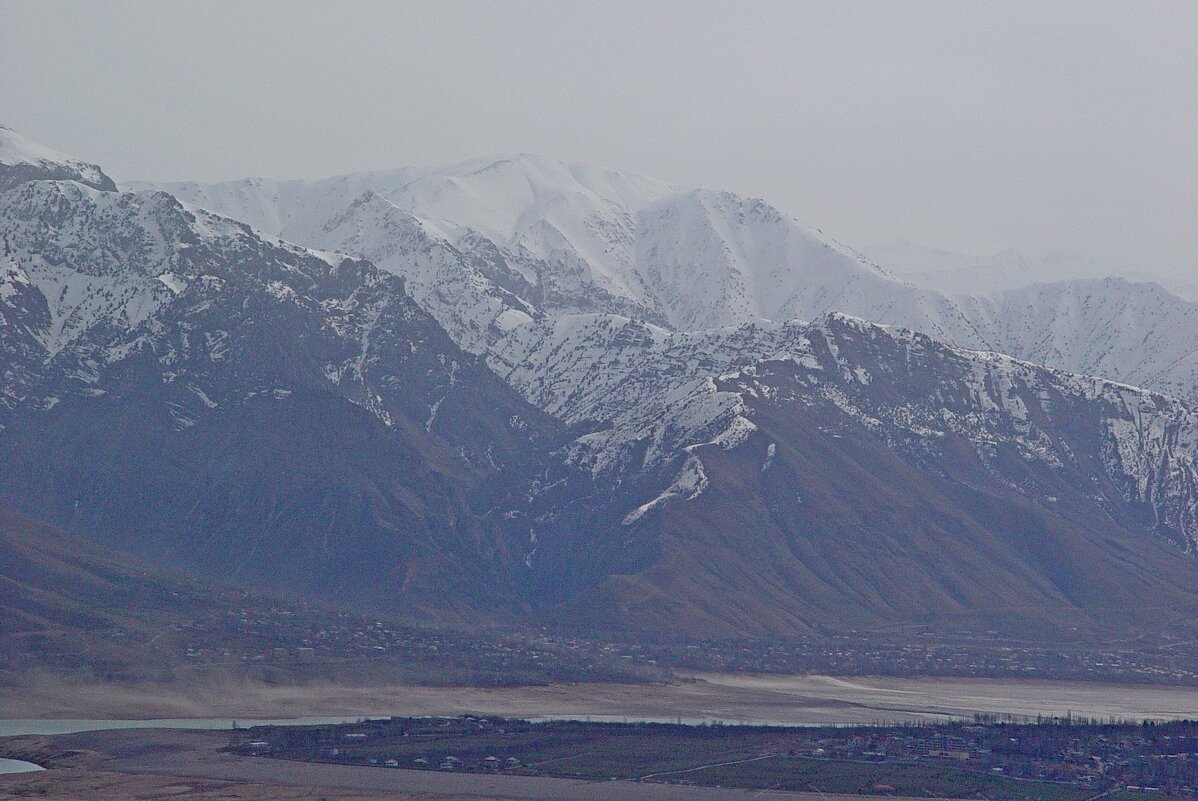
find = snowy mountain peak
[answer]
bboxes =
[148,155,1198,403]
[0,124,116,193]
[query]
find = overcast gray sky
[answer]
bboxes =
[2,0,1195,279]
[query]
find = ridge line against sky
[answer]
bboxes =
[2,0,1195,282]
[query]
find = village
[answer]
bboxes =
[232,716,1198,800]
[791,719,1198,793]
[164,603,1198,687]
[648,632,1198,684]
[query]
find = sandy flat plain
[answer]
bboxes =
[6,672,1198,726]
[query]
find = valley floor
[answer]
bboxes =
[6,672,1198,727]
[7,675,1198,800]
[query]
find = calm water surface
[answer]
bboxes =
[0,716,383,738]
[0,757,44,774]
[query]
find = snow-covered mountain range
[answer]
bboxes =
[513,312,1198,635]
[491,311,1198,548]
[5,125,1198,637]
[147,158,1198,404]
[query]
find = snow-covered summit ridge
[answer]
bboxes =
[148,157,959,332]
[0,124,116,193]
[0,138,545,486]
[135,153,673,247]
[152,155,1198,402]
[0,174,354,361]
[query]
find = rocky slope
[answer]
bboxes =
[1,504,233,679]
[499,313,1198,636]
[0,136,561,621]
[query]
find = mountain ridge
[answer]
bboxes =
[4,125,1198,641]
[145,154,1198,404]
[0,137,564,622]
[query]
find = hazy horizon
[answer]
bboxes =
[2,1,1195,285]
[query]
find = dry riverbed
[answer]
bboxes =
[7,673,1198,726]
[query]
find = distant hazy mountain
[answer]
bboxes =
[866,240,1198,302]
[6,126,1198,640]
[957,279,1198,402]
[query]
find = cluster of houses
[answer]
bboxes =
[231,716,1198,797]
[654,633,1198,684]
[790,722,1198,796]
